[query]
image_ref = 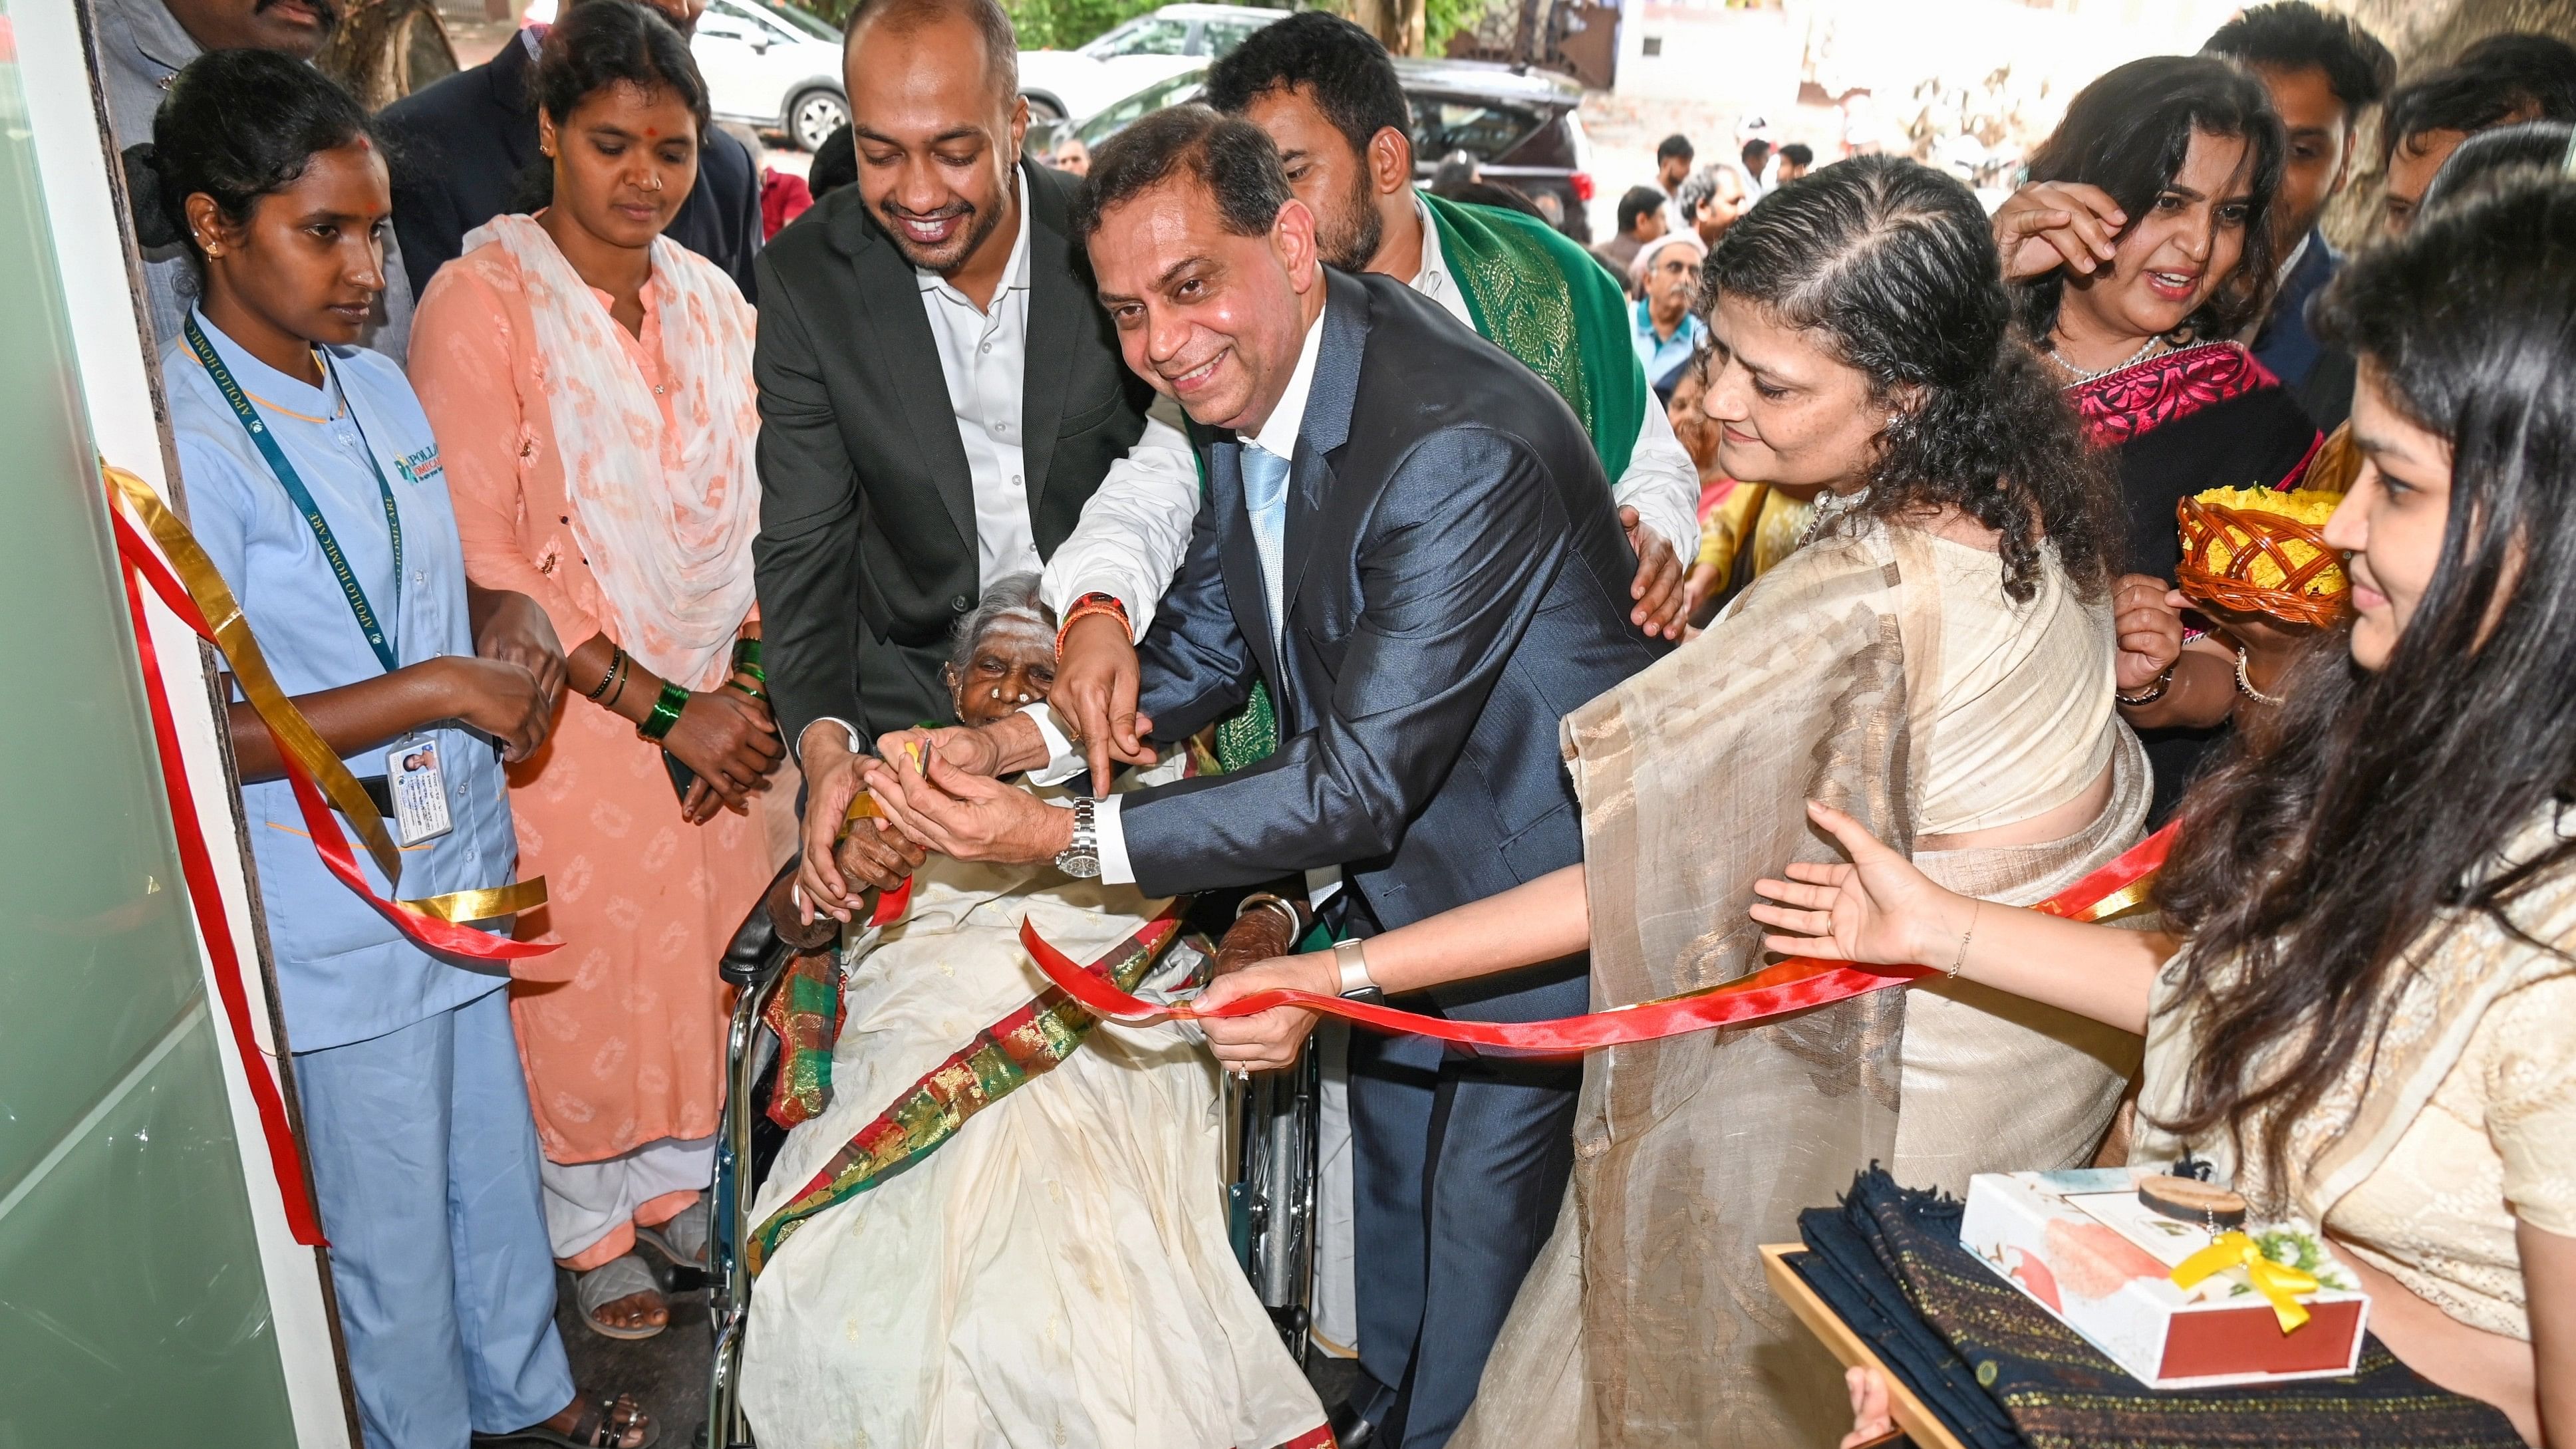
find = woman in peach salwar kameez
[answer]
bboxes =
[409,6,784,1339]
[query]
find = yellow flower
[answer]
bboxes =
[2190,487,2347,595]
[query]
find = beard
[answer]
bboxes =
[1312,168,1386,273]
[877,192,1009,277]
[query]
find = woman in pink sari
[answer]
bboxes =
[410,2,784,1339]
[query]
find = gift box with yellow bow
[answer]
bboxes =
[1959,1167,2370,1389]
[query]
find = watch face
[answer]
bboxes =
[1057,850,1102,879]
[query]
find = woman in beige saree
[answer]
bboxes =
[1204,156,2159,1446]
[1765,170,2576,1449]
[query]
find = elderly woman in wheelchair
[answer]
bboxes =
[731,575,1330,1449]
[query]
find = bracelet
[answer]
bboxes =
[2116,663,2176,708]
[731,637,762,673]
[1054,592,1131,659]
[601,649,633,709]
[726,678,768,703]
[637,680,690,741]
[2234,647,2285,707]
[1947,898,1981,980]
[584,644,627,702]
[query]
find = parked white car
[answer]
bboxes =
[1016,3,1281,122]
[522,0,849,152]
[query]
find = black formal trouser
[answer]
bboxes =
[1348,956,1586,1449]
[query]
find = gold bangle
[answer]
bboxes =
[1947,898,1980,980]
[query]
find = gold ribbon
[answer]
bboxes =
[404,877,549,923]
[108,465,544,922]
[2170,1230,2321,1333]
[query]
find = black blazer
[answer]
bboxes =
[380,33,763,300]
[750,164,1158,741]
[1124,269,1666,946]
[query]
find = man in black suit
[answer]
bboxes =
[758,0,1183,912]
[863,106,1664,1448]
[379,0,763,297]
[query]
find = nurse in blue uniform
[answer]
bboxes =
[127,50,655,1449]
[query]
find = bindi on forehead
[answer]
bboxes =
[645,126,660,138]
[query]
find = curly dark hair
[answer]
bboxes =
[2150,174,2576,1204]
[2380,32,2576,165]
[1701,154,2120,602]
[1070,104,1290,246]
[2015,55,2286,346]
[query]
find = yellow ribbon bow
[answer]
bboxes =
[2170,1230,2322,1333]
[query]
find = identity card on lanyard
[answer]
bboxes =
[184,315,452,846]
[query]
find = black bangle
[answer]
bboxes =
[2117,663,2176,708]
[585,644,626,702]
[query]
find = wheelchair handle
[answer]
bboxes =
[720,860,873,989]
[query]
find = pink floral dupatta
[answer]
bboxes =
[465,213,760,690]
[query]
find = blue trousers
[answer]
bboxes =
[295,988,575,1448]
[1348,960,1584,1449]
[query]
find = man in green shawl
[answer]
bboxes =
[1039,11,1701,787]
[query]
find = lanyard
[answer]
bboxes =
[183,314,403,674]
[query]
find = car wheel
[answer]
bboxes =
[789,88,848,152]
[1022,93,1065,122]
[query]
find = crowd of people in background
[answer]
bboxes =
[86,0,2576,1445]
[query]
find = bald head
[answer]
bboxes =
[845,0,1017,102]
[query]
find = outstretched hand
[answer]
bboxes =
[1052,611,1161,794]
[861,749,1075,866]
[1622,506,1689,640]
[1195,952,1336,1074]
[1748,801,1966,968]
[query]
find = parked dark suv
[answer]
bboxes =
[1395,59,1596,243]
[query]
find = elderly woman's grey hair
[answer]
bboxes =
[946,573,1056,680]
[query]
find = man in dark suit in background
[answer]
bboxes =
[380,0,763,297]
[756,0,1186,912]
[862,106,1664,1448]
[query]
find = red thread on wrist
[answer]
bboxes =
[1055,592,1131,660]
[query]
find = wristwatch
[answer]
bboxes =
[1333,937,1385,1007]
[1054,797,1101,879]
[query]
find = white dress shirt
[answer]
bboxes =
[809,175,1196,757]
[1028,305,1329,885]
[1043,191,1702,639]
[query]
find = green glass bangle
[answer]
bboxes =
[637,680,690,741]
[736,660,766,684]
[731,638,762,672]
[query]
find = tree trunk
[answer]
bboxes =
[1350,0,1427,57]
[317,0,461,112]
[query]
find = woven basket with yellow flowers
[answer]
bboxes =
[2174,486,2350,627]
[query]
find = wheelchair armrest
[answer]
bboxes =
[721,860,865,989]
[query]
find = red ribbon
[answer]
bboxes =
[1022,823,2174,1053]
[120,562,325,1244]
[112,508,557,961]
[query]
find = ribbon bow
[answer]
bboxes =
[2170,1230,2321,1333]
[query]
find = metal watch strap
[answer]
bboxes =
[1332,937,1377,997]
[1053,797,1101,878]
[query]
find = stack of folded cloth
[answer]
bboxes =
[1792,1168,2526,1448]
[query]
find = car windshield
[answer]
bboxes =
[1079,68,1207,143]
[750,0,839,43]
[1083,15,1191,58]
[1409,94,1546,163]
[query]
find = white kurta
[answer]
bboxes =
[739,776,1325,1449]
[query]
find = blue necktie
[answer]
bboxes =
[1240,443,1290,650]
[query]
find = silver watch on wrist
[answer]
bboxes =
[1054,797,1101,879]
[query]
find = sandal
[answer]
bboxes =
[471,1389,658,1448]
[573,1254,666,1342]
[633,1199,708,1271]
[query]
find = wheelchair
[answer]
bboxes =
[699,866,1324,1449]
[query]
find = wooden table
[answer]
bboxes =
[1761,1243,1972,1449]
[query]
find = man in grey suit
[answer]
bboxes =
[864,105,1664,1448]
